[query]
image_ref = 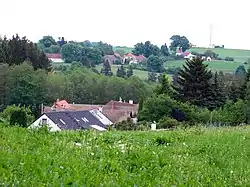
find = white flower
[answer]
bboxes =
[230,170,233,174]
[91,152,94,156]
[74,142,82,147]
[60,166,64,169]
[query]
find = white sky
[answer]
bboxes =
[0,0,250,49]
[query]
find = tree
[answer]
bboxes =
[50,45,61,53]
[114,49,125,56]
[174,57,213,107]
[170,35,191,52]
[82,40,92,47]
[10,109,28,127]
[147,55,164,73]
[78,47,102,67]
[126,66,133,78]
[155,73,173,96]
[0,34,51,71]
[61,43,82,63]
[100,60,113,76]
[0,64,8,106]
[116,65,126,78]
[207,72,226,110]
[94,42,114,56]
[57,37,67,47]
[160,43,170,56]
[132,41,160,58]
[6,62,48,106]
[235,65,247,79]
[148,72,157,82]
[239,67,250,99]
[38,36,57,48]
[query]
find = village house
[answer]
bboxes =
[42,98,139,124]
[123,53,147,64]
[103,53,123,64]
[46,53,64,63]
[30,109,113,132]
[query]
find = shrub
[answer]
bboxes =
[158,117,181,129]
[10,109,28,127]
[0,105,34,124]
[225,57,234,61]
[114,118,137,131]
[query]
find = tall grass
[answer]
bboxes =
[1,125,250,186]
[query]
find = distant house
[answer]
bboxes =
[29,110,113,132]
[103,53,122,64]
[46,53,64,63]
[123,53,147,64]
[43,99,139,124]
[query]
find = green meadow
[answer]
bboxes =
[1,125,250,186]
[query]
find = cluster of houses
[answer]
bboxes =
[176,47,212,61]
[46,52,147,65]
[30,98,139,132]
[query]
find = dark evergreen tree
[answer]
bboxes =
[206,72,226,110]
[229,81,241,102]
[116,65,126,78]
[148,72,157,82]
[155,73,173,96]
[239,67,250,99]
[126,66,133,78]
[100,60,113,76]
[160,43,170,56]
[173,57,213,107]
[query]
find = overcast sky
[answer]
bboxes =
[0,0,249,49]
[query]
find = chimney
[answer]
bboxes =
[129,100,133,104]
[41,103,44,114]
[56,98,60,103]
[111,102,115,110]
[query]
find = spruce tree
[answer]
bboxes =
[239,67,250,99]
[174,57,212,107]
[126,66,133,78]
[116,65,126,78]
[100,60,113,76]
[155,73,173,96]
[207,72,226,110]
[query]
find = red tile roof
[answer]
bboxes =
[46,53,62,59]
[135,55,146,61]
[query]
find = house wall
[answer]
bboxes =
[29,114,61,132]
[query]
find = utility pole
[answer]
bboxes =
[209,23,213,48]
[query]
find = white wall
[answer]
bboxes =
[29,114,61,132]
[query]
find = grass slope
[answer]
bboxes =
[165,60,246,73]
[1,125,250,186]
[191,47,250,62]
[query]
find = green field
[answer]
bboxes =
[1,125,250,186]
[165,60,247,73]
[191,47,250,63]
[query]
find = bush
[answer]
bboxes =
[225,57,234,61]
[10,109,28,127]
[0,105,34,124]
[158,117,181,129]
[114,118,137,131]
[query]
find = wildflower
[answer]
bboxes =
[60,166,64,169]
[91,152,94,156]
[230,170,233,174]
[74,142,82,147]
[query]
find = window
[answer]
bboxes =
[41,118,47,125]
[81,117,89,123]
[59,119,66,125]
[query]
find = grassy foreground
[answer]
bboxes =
[1,125,250,186]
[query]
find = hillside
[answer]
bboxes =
[1,125,250,186]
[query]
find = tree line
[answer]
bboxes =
[138,57,250,127]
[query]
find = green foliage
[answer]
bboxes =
[132,41,160,58]
[38,36,57,48]
[116,65,126,78]
[114,49,125,56]
[1,125,250,186]
[114,118,138,131]
[174,57,213,107]
[0,34,51,71]
[101,60,113,76]
[147,55,164,73]
[147,72,157,82]
[1,105,34,125]
[126,65,133,78]
[158,117,181,129]
[61,43,82,63]
[94,41,114,56]
[154,73,173,96]
[10,109,27,127]
[170,35,191,52]
[160,43,170,56]
[225,56,234,61]
[50,45,61,53]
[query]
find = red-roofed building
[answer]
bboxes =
[46,53,64,63]
[123,53,147,64]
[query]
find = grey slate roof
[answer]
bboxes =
[45,110,109,131]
